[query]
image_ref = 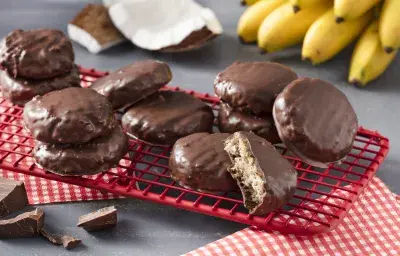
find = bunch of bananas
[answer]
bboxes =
[238,0,399,86]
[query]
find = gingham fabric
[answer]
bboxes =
[185,177,400,256]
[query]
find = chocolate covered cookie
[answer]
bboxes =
[0,65,80,106]
[218,103,281,144]
[90,60,172,109]
[169,133,238,193]
[0,29,74,79]
[224,132,297,215]
[23,87,114,144]
[33,125,128,176]
[273,78,358,167]
[214,62,298,115]
[122,91,214,145]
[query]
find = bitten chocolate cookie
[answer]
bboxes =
[122,91,214,145]
[169,133,238,193]
[218,103,281,144]
[0,65,80,106]
[214,62,298,115]
[90,60,172,109]
[273,78,358,167]
[224,132,297,216]
[33,125,128,176]
[0,29,74,79]
[23,87,114,144]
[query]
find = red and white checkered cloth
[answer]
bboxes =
[185,177,400,256]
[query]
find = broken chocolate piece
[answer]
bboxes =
[0,208,44,239]
[77,206,117,231]
[0,177,28,217]
[40,229,82,250]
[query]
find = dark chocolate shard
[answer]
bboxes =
[77,206,117,231]
[0,208,44,239]
[40,229,82,250]
[0,177,28,217]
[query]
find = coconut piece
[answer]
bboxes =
[108,0,223,52]
[68,4,125,54]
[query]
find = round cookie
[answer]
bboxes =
[0,65,80,106]
[0,29,74,79]
[121,91,214,145]
[214,61,298,115]
[218,102,281,144]
[273,78,358,167]
[33,125,128,176]
[23,87,115,144]
[169,133,238,193]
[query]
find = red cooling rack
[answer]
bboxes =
[0,66,389,236]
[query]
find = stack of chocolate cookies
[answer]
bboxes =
[0,29,80,105]
[214,61,298,144]
[23,87,128,176]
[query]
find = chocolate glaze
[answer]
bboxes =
[161,27,217,52]
[122,91,214,145]
[23,87,115,144]
[218,102,281,144]
[0,177,28,217]
[214,62,298,115]
[169,133,238,193]
[33,125,128,176]
[273,78,358,167]
[0,29,74,79]
[90,60,172,109]
[0,65,80,106]
[0,208,44,239]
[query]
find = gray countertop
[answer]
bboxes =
[0,0,399,255]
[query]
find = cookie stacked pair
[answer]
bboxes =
[0,29,80,105]
[214,62,298,144]
[23,87,128,176]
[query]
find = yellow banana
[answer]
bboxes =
[238,0,286,43]
[241,0,260,6]
[302,9,372,64]
[379,0,400,53]
[258,1,332,52]
[334,0,381,23]
[349,20,397,86]
[289,0,331,12]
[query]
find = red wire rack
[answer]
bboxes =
[0,66,389,236]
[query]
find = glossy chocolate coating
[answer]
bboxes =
[214,62,298,115]
[122,91,214,145]
[33,125,128,176]
[0,65,80,106]
[23,87,115,144]
[218,102,281,144]
[169,133,238,193]
[273,78,358,167]
[90,60,172,109]
[0,29,74,79]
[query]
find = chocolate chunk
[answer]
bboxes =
[218,102,281,144]
[0,208,44,239]
[0,177,28,217]
[40,229,81,250]
[122,91,214,145]
[23,87,115,144]
[273,78,358,167]
[214,61,298,115]
[33,125,128,176]
[90,60,172,109]
[224,132,297,215]
[169,133,238,193]
[77,206,117,231]
[0,29,74,79]
[0,65,80,106]
[160,27,217,52]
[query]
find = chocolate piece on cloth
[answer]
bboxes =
[40,229,81,250]
[0,29,74,79]
[90,60,172,109]
[122,91,214,145]
[0,177,28,217]
[273,78,358,167]
[224,132,297,215]
[0,208,44,239]
[77,206,117,231]
[169,133,238,193]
